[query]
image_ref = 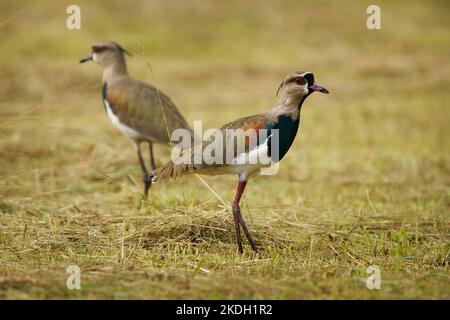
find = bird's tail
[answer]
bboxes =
[150,161,192,183]
[151,140,205,183]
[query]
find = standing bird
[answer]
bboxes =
[80,41,194,198]
[151,71,329,253]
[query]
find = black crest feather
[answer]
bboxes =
[116,43,132,57]
[276,80,284,96]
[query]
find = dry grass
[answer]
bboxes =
[0,0,449,299]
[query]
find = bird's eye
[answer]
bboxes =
[92,46,105,53]
[295,77,306,85]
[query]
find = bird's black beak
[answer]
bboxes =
[309,82,329,94]
[79,52,93,64]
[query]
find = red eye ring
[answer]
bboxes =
[92,46,105,53]
[295,77,306,85]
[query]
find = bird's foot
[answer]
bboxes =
[143,175,152,200]
[232,203,257,253]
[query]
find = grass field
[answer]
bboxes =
[0,0,449,299]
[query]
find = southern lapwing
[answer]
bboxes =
[80,41,194,198]
[151,71,329,253]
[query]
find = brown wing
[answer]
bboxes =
[106,77,193,143]
[188,113,272,171]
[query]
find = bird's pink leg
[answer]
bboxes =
[148,141,155,171]
[137,143,151,199]
[232,202,243,253]
[232,180,258,253]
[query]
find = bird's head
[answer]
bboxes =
[277,71,329,100]
[79,41,131,67]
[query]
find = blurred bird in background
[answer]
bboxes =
[80,41,194,198]
[151,71,329,253]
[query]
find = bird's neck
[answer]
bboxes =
[273,94,308,120]
[102,60,128,84]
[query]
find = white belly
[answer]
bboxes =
[222,137,274,180]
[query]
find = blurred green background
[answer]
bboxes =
[0,0,448,299]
